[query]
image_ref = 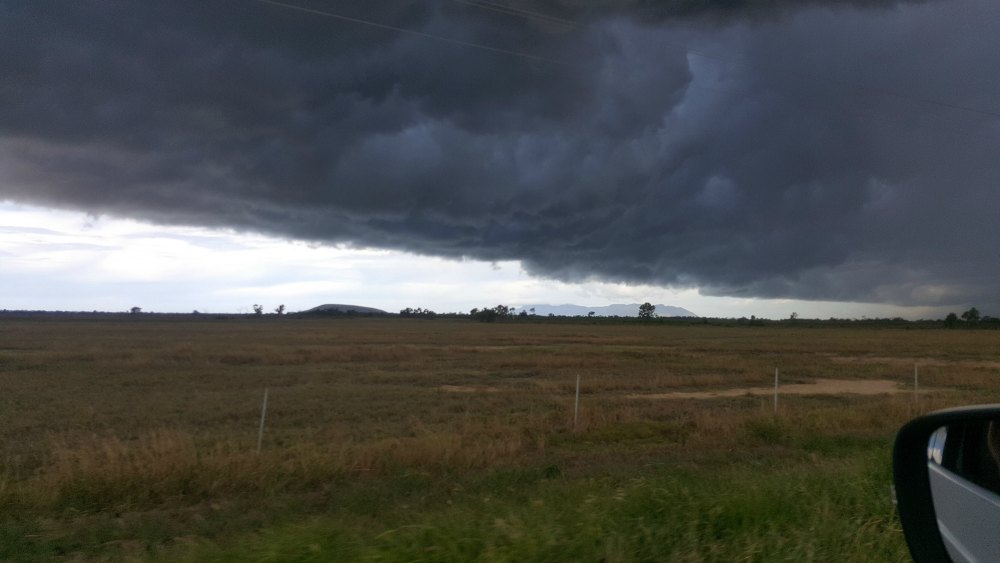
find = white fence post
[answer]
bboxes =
[257,387,269,453]
[574,374,581,431]
[774,368,779,413]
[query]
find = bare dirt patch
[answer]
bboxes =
[440,385,501,394]
[828,355,1000,369]
[627,378,906,400]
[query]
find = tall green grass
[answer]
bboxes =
[175,446,905,562]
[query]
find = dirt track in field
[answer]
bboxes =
[626,378,906,400]
[828,355,1000,369]
[440,385,501,393]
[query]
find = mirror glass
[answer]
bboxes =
[927,420,1000,494]
[925,420,1000,563]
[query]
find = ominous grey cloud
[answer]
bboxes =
[2,0,999,310]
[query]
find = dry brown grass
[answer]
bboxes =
[24,422,546,513]
[2,319,995,459]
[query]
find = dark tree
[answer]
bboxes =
[961,307,981,323]
[944,312,959,328]
[470,304,513,322]
[401,307,436,318]
[638,302,656,319]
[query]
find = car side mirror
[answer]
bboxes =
[894,405,1000,562]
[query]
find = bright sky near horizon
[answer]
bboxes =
[0,202,943,319]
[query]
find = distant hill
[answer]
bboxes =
[520,303,698,318]
[302,304,388,315]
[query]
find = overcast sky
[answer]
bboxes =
[2,0,999,318]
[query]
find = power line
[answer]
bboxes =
[255,0,568,65]
[843,82,1000,121]
[446,0,576,30]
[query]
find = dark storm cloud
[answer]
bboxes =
[2,0,999,309]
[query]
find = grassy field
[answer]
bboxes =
[1,316,998,561]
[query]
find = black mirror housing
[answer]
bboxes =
[894,404,1000,563]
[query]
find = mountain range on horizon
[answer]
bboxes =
[518,304,698,318]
